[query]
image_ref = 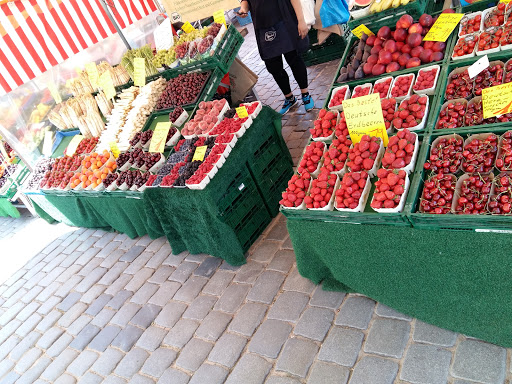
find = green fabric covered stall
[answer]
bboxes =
[0,197,19,218]
[286,219,512,347]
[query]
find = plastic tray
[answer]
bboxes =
[371,173,411,213]
[328,85,351,111]
[413,65,440,96]
[459,11,484,37]
[373,76,393,99]
[452,34,478,61]
[334,173,371,212]
[390,74,415,102]
[396,95,430,132]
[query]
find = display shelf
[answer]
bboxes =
[348,0,428,30]
[302,27,350,67]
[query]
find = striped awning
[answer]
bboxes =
[0,0,158,95]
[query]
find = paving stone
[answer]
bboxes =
[130,374,155,384]
[55,264,82,283]
[247,271,285,304]
[136,325,167,351]
[114,347,149,379]
[20,285,44,304]
[93,232,117,248]
[248,319,292,358]
[130,304,162,328]
[214,283,250,313]
[123,251,154,275]
[0,301,24,326]
[41,348,79,382]
[364,318,411,358]
[104,274,131,296]
[10,331,40,360]
[154,301,188,328]
[147,243,173,268]
[189,363,228,384]
[169,261,198,283]
[225,353,272,384]
[182,295,217,320]
[185,253,208,263]
[78,258,104,280]
[69,324,100,350]
[80,372,104,384]
[175,338,213,371]
[85,293,113,316]
[119,245,145,262]
[101,250,126,269]
[146,236,168,252]
[267,291,309,322]
[281,236,293,249]
[0,319,21,345]
[89,325,122,352]
[276,338,319,378]
[307,361,350,384]
[34,308,60,332]
[208,332,247,368]
[266,376,302,384]
[157,368,190,384]
[16,301,40,322]
[90,347,125,376]
[141,347,178,377]
[103,375,127,384]
[162,251,188,268]
[173,276,208,303]
[57,292,82,312]
[194,257,222,277]
[75,247,101,266]
[0,359,15,379]
[46,333,74,358]
[400,344,452,384]
[233,262,265,284]
[97,262,128,286]
[148,266,175,284]
[310,285,345,309]
[110,302,141,327]
[228,302,267,337]
[3,287,28,308]
[16,356,52,384]
[282,267,316,294]
[266,222,288,241]
[375,303,412,321]
[148,281,181,307]
[267,249,295,273]
[15,347,42,373]
[344,355,398,384]
[90,307,116,328]
[37,326,65,349]
[413,321,457,347]
[451,339,506,384]
[95,240,121,258]
[0,335,20,360]
[294,307,334,341]
[1,371,20,384]
[319,326,364,367]
[107,290,133,310]
[66,350,99,377]
[163,319,200,348]
[202,270,234,296]
[195,311,232,341]
[218,260,240,271]
[15,312,42,337]
[74,268,107,293]
[111,325,144,352]
[335,296,375,330]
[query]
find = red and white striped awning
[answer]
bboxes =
[0,0,158,95]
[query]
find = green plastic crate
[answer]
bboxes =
[461,0,497,13]
[216,166,257,216]
[263,166,293,216]
[348,0,428,30]
[233,204,272,253]
[302,27,349,67]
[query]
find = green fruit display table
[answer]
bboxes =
[0,197,19,218]
[28,107,292,265]
[285,218,512,347]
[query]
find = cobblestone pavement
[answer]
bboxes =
[0,23,510,384]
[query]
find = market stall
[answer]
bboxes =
[281,0,512,347]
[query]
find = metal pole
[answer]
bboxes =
[100,0,132,50]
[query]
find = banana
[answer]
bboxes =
[381,0,394,10]
[369,0,382,14]
[400,0,411,5]
[392,0,401,7]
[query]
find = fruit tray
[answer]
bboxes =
[141,106,195,134]
[405,127,512,230]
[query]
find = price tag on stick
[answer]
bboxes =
[468,55,490,79]
[43,131,54,157]
[66,135,84,156]
[343,93,389,146]
[423,13,464,42]
[193,146,207,162]
[482,82,512,119]
[182,21,196,33]
[236,106,248,118]
[351,24,374,39]
[213,10,227,26]
[99,71,116,100]
[133,58,146,87]
[85,62,99,89]
[149,123,171,153]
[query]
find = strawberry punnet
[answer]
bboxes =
[392,94,427,129]
[298,142,325,174]
[329,87,348,109]
[280,172,312,208]
[304,169,336,209]
[322,137,352,173]
[381,98,397,131]
[382,129,416,170]
[347,135,381,172]
[371,168,407,210]
[310,109,338,139]
[335,171,369,209]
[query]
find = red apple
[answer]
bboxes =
[398,53,411,67]
[386,62,400,73]
[396,41,405,50]
[397,14,414,29]
[408,23,423,34]
[406,57,421,68]
[407,33,423,47]
[394,28,408,42]
[377,26,392,40]
[419,14,434,27]
[378,50,392,65]
[384,40,397,53]
[410,46,424,58]
[372,64,386,76]
[374,38,384,46]
[419,48,433,63]
[423,41,434,50]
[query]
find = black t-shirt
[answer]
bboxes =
[247,0,282,30]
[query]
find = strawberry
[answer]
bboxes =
[298,142,326,174]
[335,171,369,209]
[305,169,336,209]
[370,168,407,210]
[393,95,428,129]
[280,172,312,207]
[347,136,381,173]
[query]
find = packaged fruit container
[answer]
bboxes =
[382,130,419,175]
[328,85,351,111]
[311,110,339,142]
[334,171,372,213]
[394,94,429,132]
[372,76,393,99]
[238,101,262,119]
[451,172,494,214]
[412,65,440,96]
[459,11,483,37]
[171,108,189,127]
[418,174,457,214]
[347,136,384,178]
[305,173,337,211]
[298,141,326,177]
[452,34,478,60]
[186,175,211,190]
[390,74,415,101]
[476,26,502,55]
[352,83,373,99]
[371,170,410,213]
[436,99,468,130]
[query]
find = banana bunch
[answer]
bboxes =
[369,0,411,13]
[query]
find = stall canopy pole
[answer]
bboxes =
[100,0,132,50]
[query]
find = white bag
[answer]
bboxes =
[301,0,316,26]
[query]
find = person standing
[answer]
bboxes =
[237,0,315,114]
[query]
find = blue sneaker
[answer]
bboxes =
[303,94,315,112]
[279,96,297,115]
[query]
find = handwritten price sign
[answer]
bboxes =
[351,24,374,39]
[482,82,512,119]
[423,13,464,42]
[149,123,171,153]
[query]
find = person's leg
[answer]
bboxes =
[263,55,297,114]
[283,50,314,111]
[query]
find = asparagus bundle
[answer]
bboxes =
[120,45,158,80]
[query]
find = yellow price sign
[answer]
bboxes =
[192,146,208,162]
[351,24,374,39]
[182,21,196,33]
[482,82,512,119]
[149,123,171,153]
[43,131,54,157]
[501,0,512,3]
[85,62,99,89]
[213,10,227,26]
[423,13,464,42]
[99,71,116,100]
[236,106,248,118]
[109,142,120,158]
[48,82,62,104]
[133,58,146,87]
[66,135,84,156]
[343,93,389,146]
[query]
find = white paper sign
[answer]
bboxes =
[154,19,174,50]
[468,55,490,79]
